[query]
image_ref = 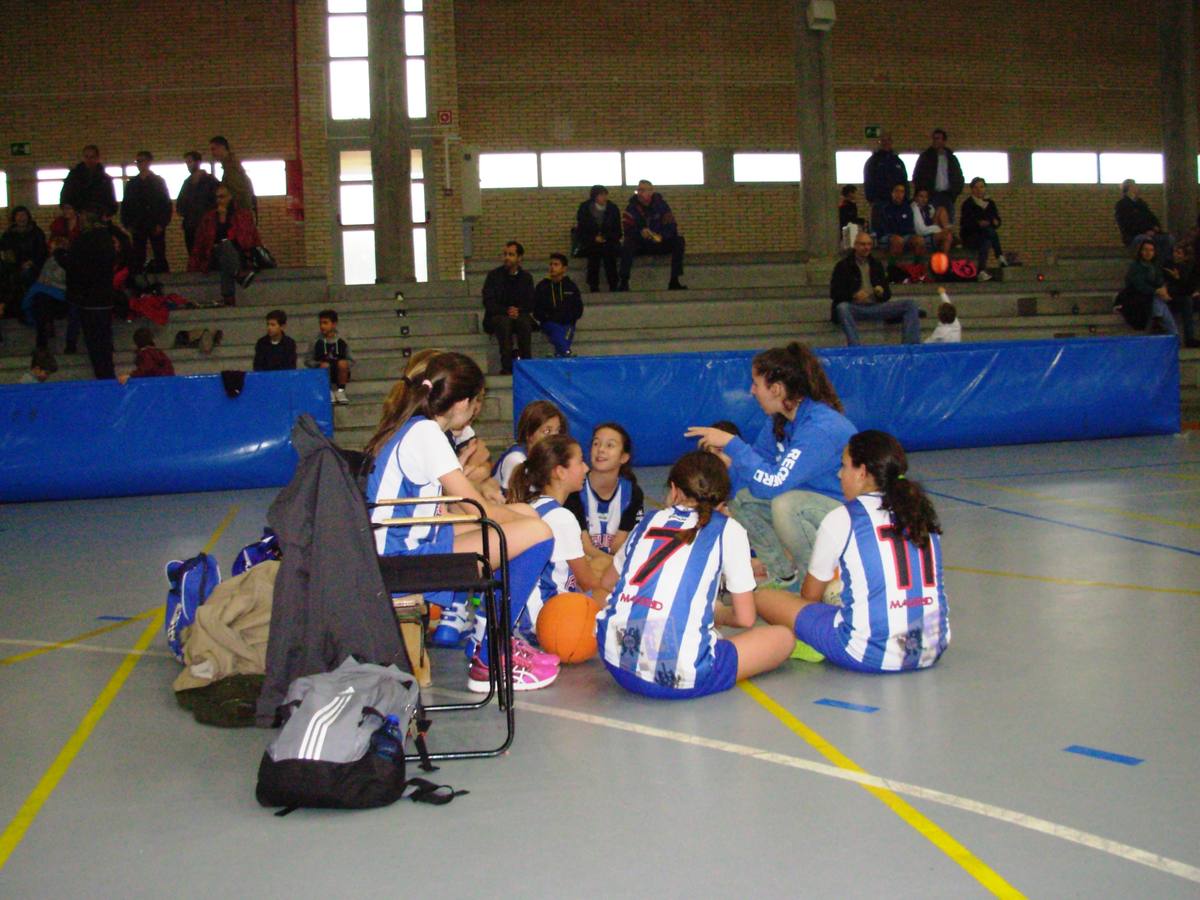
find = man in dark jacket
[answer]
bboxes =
[60,145,118,218]
[912,129,964,224]
[575,185,622,291]
[1115,179,1172,260]
[829,231,921,345]
[64,206,118,379]
[481,241,535,374]
[533,252,583,357]
[120,151,173,272]
[619,180,686,291]
[176,150,217,253]
[863,133,909,229]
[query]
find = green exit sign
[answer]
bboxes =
[10,142,31,156]
[864,126,882,140]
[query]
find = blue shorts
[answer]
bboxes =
[794,604,888,675]
[604,640,739,700]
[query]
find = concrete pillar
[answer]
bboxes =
[1160,0,1198,237]
[368,0,414,282]
[794,3,838,260]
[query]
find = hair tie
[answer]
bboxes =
[422,379,433,389]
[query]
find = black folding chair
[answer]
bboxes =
[368,495,516,761]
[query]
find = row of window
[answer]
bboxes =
[477,150,1179,189]
[328,1,426,120]
[19,161,288,209]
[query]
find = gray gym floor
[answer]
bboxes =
[1,434,1197,898]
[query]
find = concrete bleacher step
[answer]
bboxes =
[157,267,330,307]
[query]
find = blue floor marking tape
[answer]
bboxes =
[96,615,132,622]
[929,490,1200,558]
[1064,745,1144,766]
[814,698,880,714]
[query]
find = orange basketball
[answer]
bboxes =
[930,252,949,275]
[535,592,602,664]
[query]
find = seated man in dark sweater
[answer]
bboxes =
[1115,179,1172,261]
[253,309,298,371]
[619,180,686,291]
[876,183,924,256]
[481,241,535,374]
[829,231,921,345]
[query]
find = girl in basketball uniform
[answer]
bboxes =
[596,451,794,699]
[567,422,645,573]
[364,351,559,691]
[493,399,568,494]
[755,430,951,673]
[507,434,603,631]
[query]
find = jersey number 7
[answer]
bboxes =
[630,527,688,586]
[876,525,935,590]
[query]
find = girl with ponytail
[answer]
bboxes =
[596,451,793,700]
[364,351,560,692]
[755,430,951,673]
[686,341,856,592]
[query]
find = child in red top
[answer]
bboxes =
[118,327,174,384]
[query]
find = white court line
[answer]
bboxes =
[508,698,1200,886]
[0,639,174,660]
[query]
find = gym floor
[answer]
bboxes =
[1,434,1197,898]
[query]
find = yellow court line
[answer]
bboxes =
[960,479,1200,531]
[0,610,163,871]
[201,504,241,554]
[740,682,1024,899]
[945,565,1200,597]
[1152,471,1200,483]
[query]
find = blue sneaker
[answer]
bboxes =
[430,597,474,647]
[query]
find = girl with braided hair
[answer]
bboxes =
[687,341,856,593]
[596,451,793,699]
[756,430,951,673]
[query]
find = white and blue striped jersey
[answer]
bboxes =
[492,443,527,492]
[570,476,644,553]
[524,496,585,625]
[367,416,461,556]
[598,506,755,690]
[808,493,950,671]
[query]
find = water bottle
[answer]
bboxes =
[370,714,404,762]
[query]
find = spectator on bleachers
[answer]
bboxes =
[50,203,82,246]
[960,177,1008,281]
[482,241,536,374]
[838,185,866,232]
[863,133,909,229]
[253,309,298,371]
[117,327,175,384]
[877,184,924,256]
[1115,179,1172,261]
[925,289,962,343]
[1118,237,1176,337]
[21,348,58,384]
[188,184,261,306]
[575,185,622,292]
[177,151,218,254]
[120,151,173,273]
[1161,243,1198,346]
[28,237,69,351]
[306,308,354,404]
[618,180,686,291]
[64,205,118,379]
[1,207,48,334]
[911,187,953,254]
[533,252,583,358]
[60,145,117,218]
[912,128,964,225]
[209,136,255,214]
[830,231,921,345]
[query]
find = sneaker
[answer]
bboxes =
[467,654,558,693]
[758,572,800,593]
[977,270,992,282]
[668,280,688,291]
[513,634,559,667]
[790,640,825,663]
[998,254,1010,267]
[430,605,474,648]
[334,387,349,404]
[211,329,224,348]
[236,269,257,289]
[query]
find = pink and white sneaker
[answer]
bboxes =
[467,654,558,693]
[512,634,559,668]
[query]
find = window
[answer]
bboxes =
[339,184,374,226]
[1099,153,1163,185]
[732,153,801,183]
[106,165,125,202]
[623,151,704,186]
[148,163,192,197]
[0,171,7,209]
[342,230,376,284]
[339,149,372,181]
[36,168,69,207]
[956,152,1009,185]
[540,152,622,188]
[479,153,538,188]
[330,60,370,120]
[243,160,288,197]
[1032,152,1098,184]
[835,151,870,185]
[327,0,365,11]
[328,14,367,57]
[404,10,426,118]
[899,153,918,175]
[411,147,427,282]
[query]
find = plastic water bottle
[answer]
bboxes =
[370,715,404,762]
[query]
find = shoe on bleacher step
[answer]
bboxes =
[977,270,992,282]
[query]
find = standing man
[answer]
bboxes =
[120,151,173,272]
[575,185,622,292]
[912,128,964,226]
[829,231,921,346]
[482,241,536,374]
[60,145,118,218]
[619,180,686,291]
[176,150,217,254]
[863,133,909,233]
[533,252,583,357]
[209,136,255,215]
[64,205,118,379]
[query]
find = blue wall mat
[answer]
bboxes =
[0,370,332,502]
[512,337,1179,465]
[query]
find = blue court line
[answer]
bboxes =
[1064,745,1144,767]
[814,698,879,714]
[929,489,1200,558]
[96,615,132,622]
[922,460,1200,483]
